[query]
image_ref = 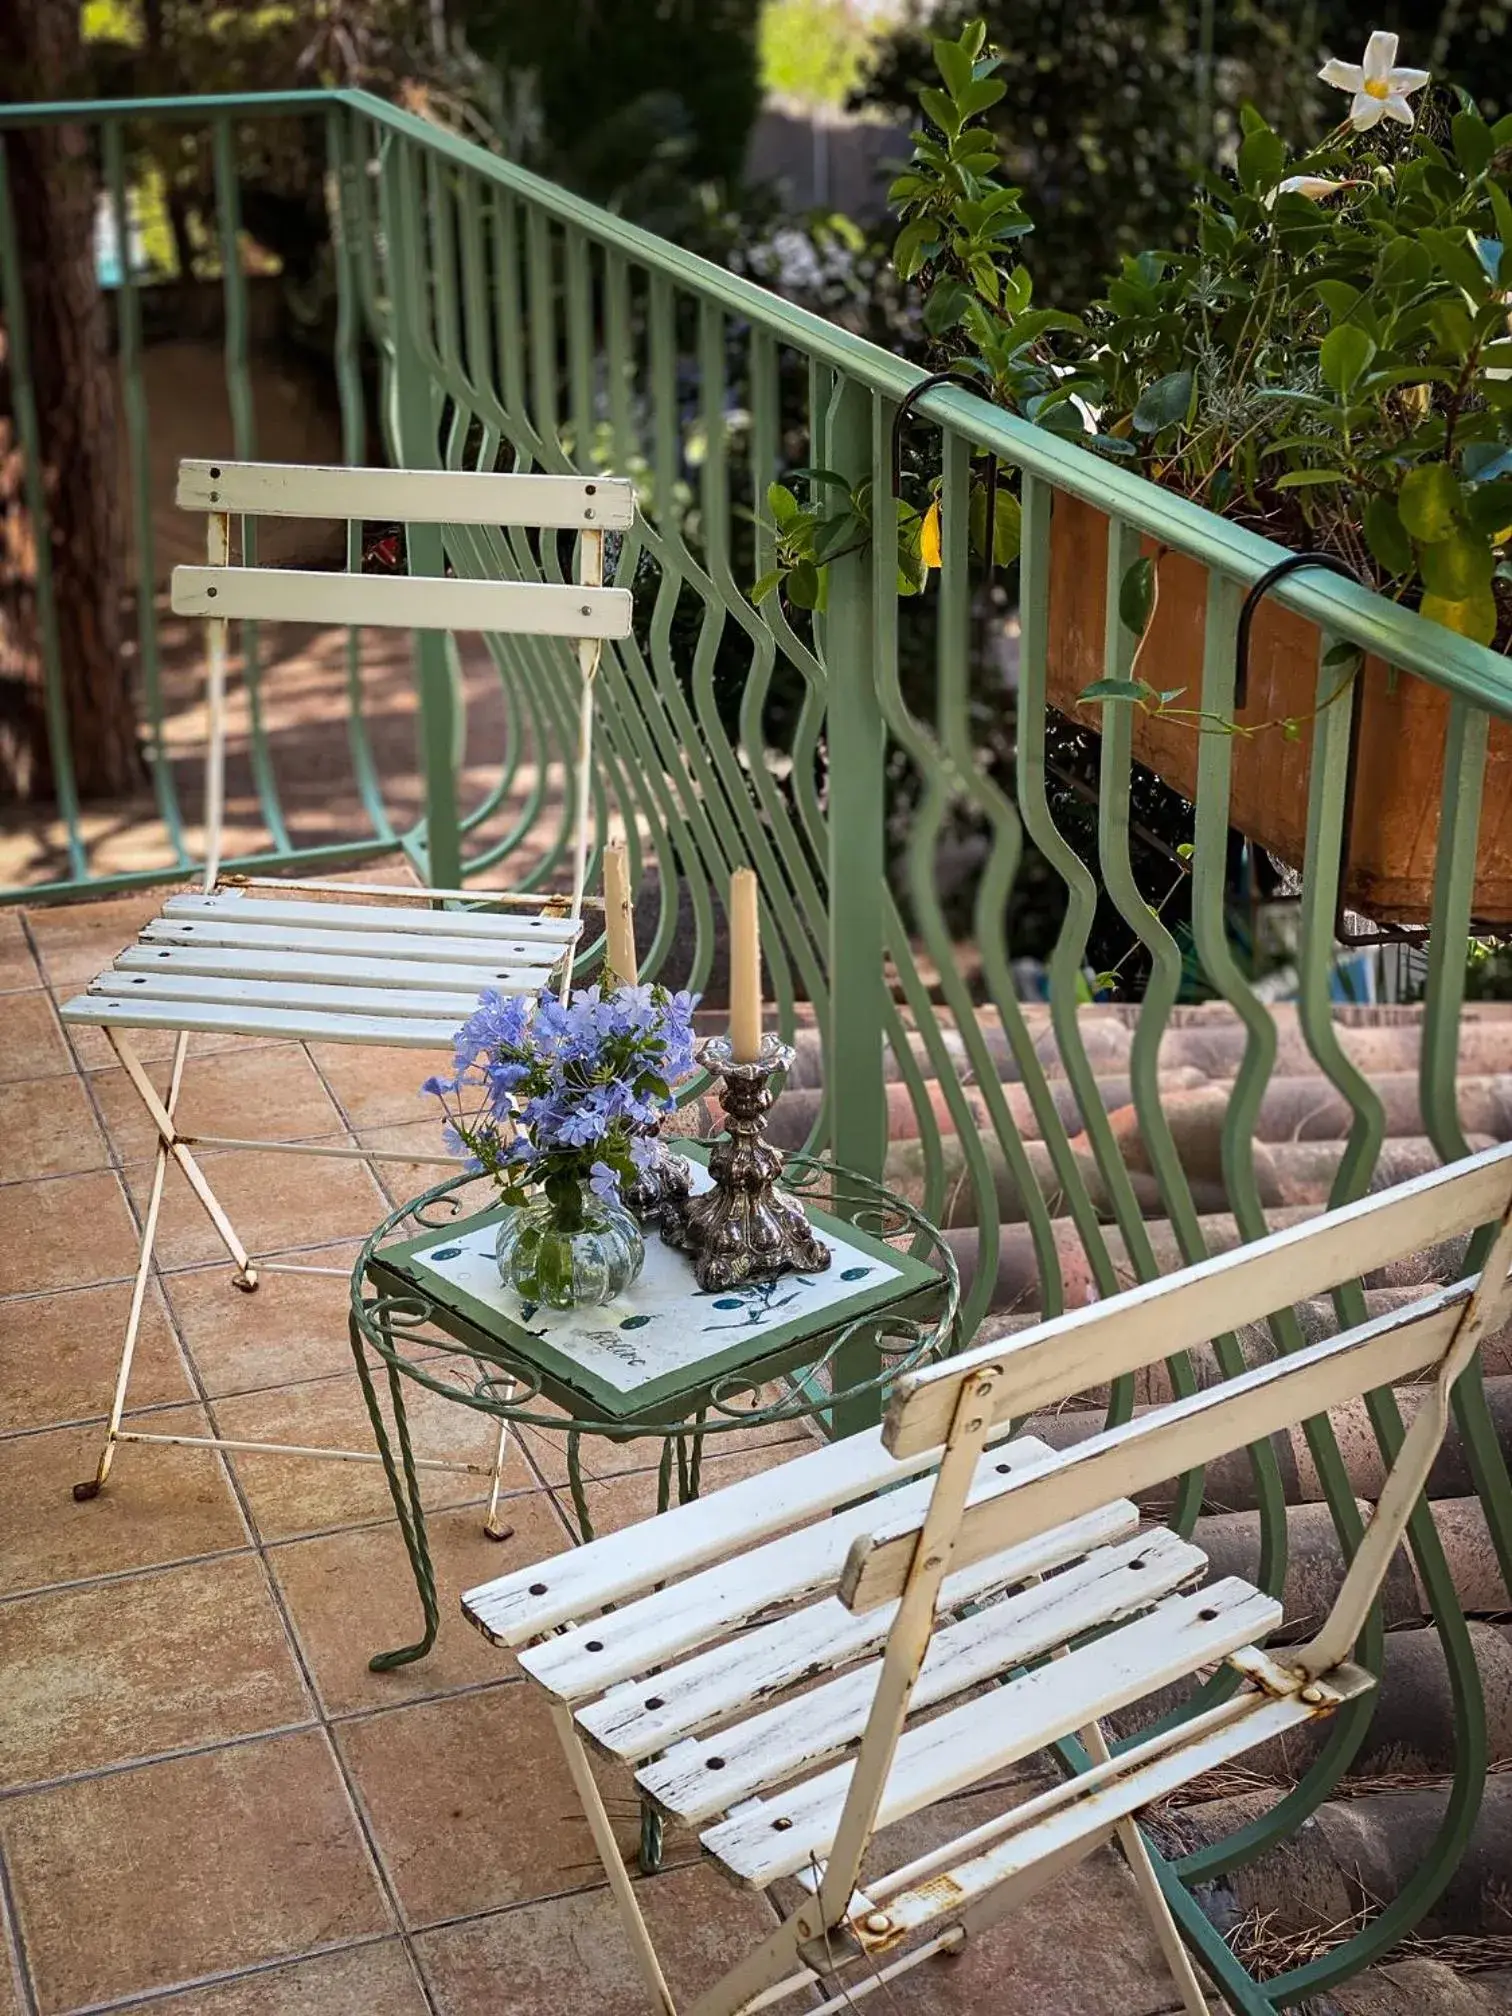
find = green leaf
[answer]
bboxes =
[1275,468,1350,489]
[1315,280,1363,324]
[892,218,938,282]
[766,483,800,529]
[1453,110,1495,176]
[750,570,781,607]
[1419,532,1496,599]
[785,560,820,611]
[1363,495,1414,577]
[1323,641,1364,670]
[1320,323,1376,396]
[957,76,1006,117]
[932,35,974,99]
[968,484,1022,565]
[1421,589,1498,645]
[921,277,972,335]
[1399,463,1465,543]
[919,86,962,139]
[788,467,852,491]
[1421,227,1493,301]
[1464,480,1512,538]
[1236,126,1286,194]
[1077,677,1152,704]
[1132,369,1194,435]
[1118,555,1156,637]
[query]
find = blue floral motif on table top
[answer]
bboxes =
[699,1276,820,1333]
[840,1266,872,1281]
[429,1246,463,1262]
[620,1314,652,1330]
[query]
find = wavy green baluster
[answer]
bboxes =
[564,226,595,465]
[212,114,289,855]
[1088,516,1205,1493]
[103,120,185,865]
[325,109,395,851]
[1419,699,1512,1584]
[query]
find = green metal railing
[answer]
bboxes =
[5,87,1512,2004]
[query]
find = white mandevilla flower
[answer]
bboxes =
[1265,175,1364,208]
[1319,31,1430,130]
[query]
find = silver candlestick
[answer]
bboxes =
[660,1033,831,1292]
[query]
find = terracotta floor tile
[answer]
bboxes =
[335,1681,639,1925]
[306,1043,458,1132]
[119,1145,386,1270]
[0,1405,248,1598]
[0,911,39,993]
[0,1276,191,1434]
[415,1862,782,2015]
[0,992,71,1080]
[126,1939,430,2016]
[0,1072,111,1184]
[24,893,165,990]
[211,1372,537,1540]
[0,1168,140,1296]
[92,1043,342,1164]
[0,1553,310,1786]
[164,1249,363,1397]
[0,1729,392,2013]
[270,1492,567,1716]
[548,1444,808,1539]
[356,1119,465,1212]
[114,1939,428,2016]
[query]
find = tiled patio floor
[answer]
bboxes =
[0,893,1199,2016]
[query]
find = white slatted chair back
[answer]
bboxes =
[806,1140,1512,1941]
[168,459,634,906]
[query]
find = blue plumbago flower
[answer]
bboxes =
[421,976,700,1220]
[589,1160,622,1202]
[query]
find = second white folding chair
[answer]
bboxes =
[59,459,635,1521]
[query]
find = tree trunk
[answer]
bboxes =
[0,0,138,803]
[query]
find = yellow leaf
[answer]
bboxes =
[920,500,942,570]
[1421,590,1498,646]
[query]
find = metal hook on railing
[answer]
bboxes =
[1234,550,1363,710]
[889,370,1005,588]
[1231,549,1436,950]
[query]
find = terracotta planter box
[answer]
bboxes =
[1045,490,1512,925]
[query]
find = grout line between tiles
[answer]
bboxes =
[0,1544,257,1611]
[0,1840,40,2016]
[0,1721,323,1806]
[37,1931,403,2016]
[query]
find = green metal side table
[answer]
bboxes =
[346,1152,958,1676]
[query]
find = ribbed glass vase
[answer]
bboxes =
[494,1184,645,1310]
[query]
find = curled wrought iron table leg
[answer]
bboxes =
[348,1309,439,1671]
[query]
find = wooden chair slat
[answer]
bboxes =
[700,1580,1282,1888]
[176,460,636,529]
[171,565,634,640]
[138,917,567,968]
[114,944,547,992]
[160,892,581,942]
[578,1497,1138,1765]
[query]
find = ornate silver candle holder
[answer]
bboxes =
[623,1123,694,1236]
[660,1032,832,1292]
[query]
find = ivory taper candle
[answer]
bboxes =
[729,868,762,1063]
[603,841,638,986]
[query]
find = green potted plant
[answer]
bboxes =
[756,22,1512,922]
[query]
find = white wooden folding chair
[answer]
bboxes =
[463,1140,1512,2014]
[60,460,635,1513]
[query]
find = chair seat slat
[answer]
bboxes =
[638,1529,1208,1824]
[89,971,485,1024]
[700,1580,1282,1888]
[115,944,545,992]
[866,1672,1374,1953]
[139,918,569,968]
[578,1499,1139,1765]
[464,1423,955,1646]
[161,892,581,943]
[59,994,462,1048]
[520,1437,1058,1703]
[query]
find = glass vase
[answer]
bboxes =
[495,1184,645,1310]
